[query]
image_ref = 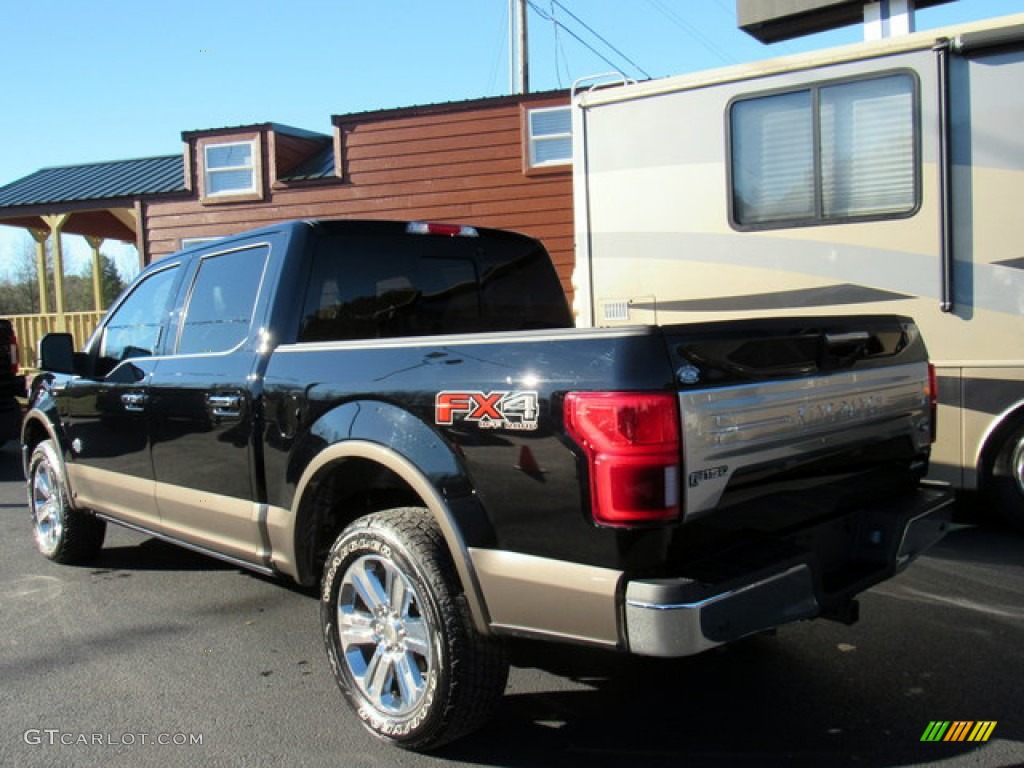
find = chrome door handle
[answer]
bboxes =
[207,393,242,418]
[121,392,147,412]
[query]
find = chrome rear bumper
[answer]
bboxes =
[624,485,953,657]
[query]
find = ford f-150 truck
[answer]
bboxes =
[23,219,951,750]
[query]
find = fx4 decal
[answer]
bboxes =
[435,391,539,431]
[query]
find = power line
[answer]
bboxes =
[526,0,651,81]
[645,0,737,65]
[488,1,509,94]
[551,1,653,79]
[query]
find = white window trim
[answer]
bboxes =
[527,106,572,168]
[203,140,258,197]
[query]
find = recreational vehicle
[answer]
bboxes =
[572,14,1024,528]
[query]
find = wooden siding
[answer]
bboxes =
[144,95,575,299]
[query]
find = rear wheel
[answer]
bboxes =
[28,440,106,563]
[320,507,508,750]
[988,423,1024,532]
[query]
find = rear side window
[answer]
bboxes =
[177,245,268,355]
[729,72,918,228]
[298,232,571,342]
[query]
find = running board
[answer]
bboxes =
[90,512,277,578]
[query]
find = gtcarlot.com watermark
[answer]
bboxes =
[24,729,203,747]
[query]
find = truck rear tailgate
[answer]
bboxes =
[664,315,934,520]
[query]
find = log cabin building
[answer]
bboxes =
[0,89,573,362]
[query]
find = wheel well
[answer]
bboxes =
[295,457,424,586]
[21,417,51,469]
[978,405,1024,491]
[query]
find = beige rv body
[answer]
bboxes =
[573,14,1024,495]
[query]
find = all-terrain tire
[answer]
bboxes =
[320,507,508,750]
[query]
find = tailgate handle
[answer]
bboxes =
[207,393,242,418]
[821,331,873,370]
[825,331,871,346]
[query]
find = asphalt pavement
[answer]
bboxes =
[0,441,1021,768]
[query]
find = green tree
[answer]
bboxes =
[0,234,40,314]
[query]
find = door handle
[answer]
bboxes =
[207,393,242,418]
[121,392,147,412]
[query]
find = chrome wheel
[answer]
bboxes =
[1012,435,1024,496]
[31,454,63,557]
[337,554,435,717]
[322,508,509,749]
[26,440,105,563]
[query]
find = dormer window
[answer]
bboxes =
[203,140,257,197]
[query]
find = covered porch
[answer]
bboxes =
[0,155,185,369]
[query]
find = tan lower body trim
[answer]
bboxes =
[68,463,160,529]
[469,548,622,647]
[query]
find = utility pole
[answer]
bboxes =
[510,0,529,94]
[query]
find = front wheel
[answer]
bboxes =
[27,439,106,563]
[320,508,508,751]
[989,423,1024,532]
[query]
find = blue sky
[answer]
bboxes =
[1,0,1021,280]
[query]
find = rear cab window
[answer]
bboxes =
[298,224,572,343]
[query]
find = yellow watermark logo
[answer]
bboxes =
[921,721,997,742]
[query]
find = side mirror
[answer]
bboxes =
[38,333,80,374]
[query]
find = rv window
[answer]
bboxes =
[730,73,917,228]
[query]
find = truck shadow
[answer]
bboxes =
[446,631,1013,768]
[87,538,240,573]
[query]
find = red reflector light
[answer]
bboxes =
[564,392,681,526]
[406,221,479,237]
[9,331,17,376]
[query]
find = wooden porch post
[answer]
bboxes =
[84,235,105,311]
[28,228,50,314]
[42,214,70,331]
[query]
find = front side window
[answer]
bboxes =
[527,106,572,167]
[100,264,179,362]
[177,246,268,355]
[730,73,917,228]
[204,141,257,196]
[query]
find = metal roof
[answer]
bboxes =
[280,144,336,181]
[180,122,328,141]
[0,155,185,209]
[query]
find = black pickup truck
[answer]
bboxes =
[0,318,25,447]
[23,219,951,750]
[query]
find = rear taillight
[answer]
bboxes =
[564,392,681,526]
[927,363,937,443]
[8,331,18,376]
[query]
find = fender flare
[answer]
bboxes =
[20,398,69,483]
[287,400,495,633]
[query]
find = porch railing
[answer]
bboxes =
[8,312,105,372]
